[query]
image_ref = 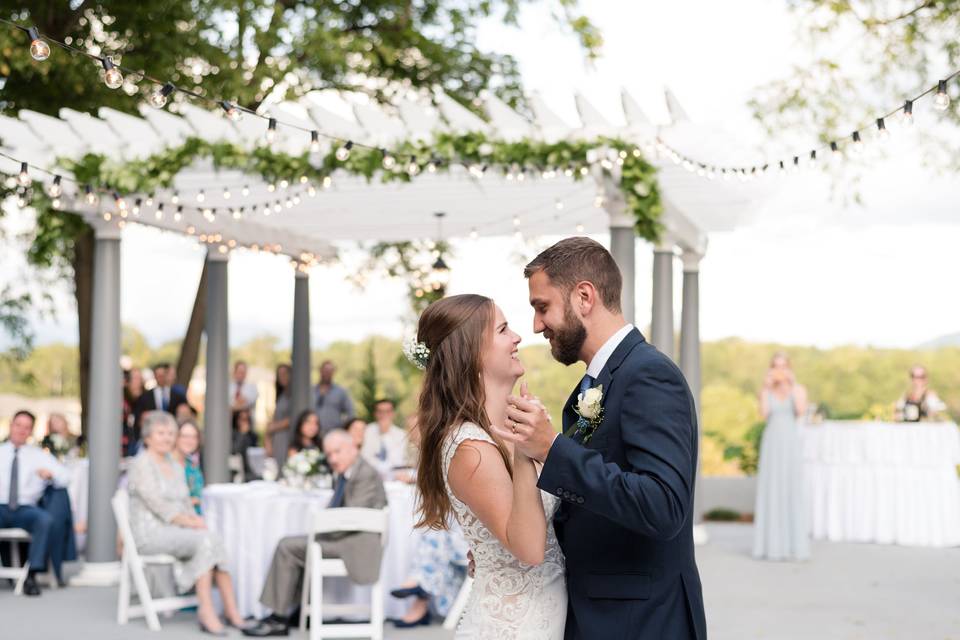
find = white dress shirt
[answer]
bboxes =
[0,442,70,507]
[229,380,259,412]
[585,323,635,379]
[360,423,409,476]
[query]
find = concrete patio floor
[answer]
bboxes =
[4,523,957,639]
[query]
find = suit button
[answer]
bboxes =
[562,490,572,499]
[556,487,564,497]
[576,496,584,504]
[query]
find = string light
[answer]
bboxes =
[426,159,438,173]
[576,223,585,234]
[830,141,841,157]
[265,118,277,143]
[100,57,123,89]
[876,117,889,140]
[149,82,175,108]
[898,101,914,129]
[335,141,353,161]
[85,184,99,205]
[406,157,421,176]
[469,228,478,240]
[196,189,205,203]
[132,198,141,215]
[851,130,864,154]
[220,101,241,121]
[27,27,50,61]
[113,191,127,211]
[279,178,289,189]
[222,187,231,199]
[171,190,180,205]
[307,184,317,197]
[310,131,321,153]
[17,162,31,187]
[241,185,250,197]
[173,205,183,222]
[381,149,396,170]
[47,175,62,197]
[934,79,951,111]
[155,203,164,220]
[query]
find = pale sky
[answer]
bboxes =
[4,1,960,352]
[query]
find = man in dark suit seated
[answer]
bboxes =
[131,363,188,454]
[0,410,71,596]
[243,429,388,637]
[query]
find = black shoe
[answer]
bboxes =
[393,611,432,628]
[241,617,289,637]
[22,574,41,597]
[390,585,429,600]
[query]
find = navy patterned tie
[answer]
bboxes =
[579,374,595,397]
[327,474,347,509]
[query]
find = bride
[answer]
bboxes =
[411,294,566,639]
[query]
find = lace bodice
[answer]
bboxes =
[442,422,567,639]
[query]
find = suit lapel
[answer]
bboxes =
[582,329,646,446]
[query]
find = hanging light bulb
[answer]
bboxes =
[196,189,205,203]
[232,208,242,220]
[267,182,276,192]
[220,100,241,121]
[469,228,478,240]
[830,141,841,157]
[174,205,183,222]
[792,156,800,173]
[381,149,396,170]
[279,179,289,189]
[85,184,99,205]
[27,27,51,61]
[335,141,353,161]
[778,160,786,176]
[222,187,231,199]
[576,223,585,234]
[51,197,61,209]
[265,118,277,143]
[322,176,332,189]
[155,203,164,220]
[407,157,420,176]
[113,191,127,211]
[132,198,142,216]
[901,100,914,127]
[285,198,293,209]
[299,175,308,185]
[149,82,175,108]
[555,198,564,211]
[17,162,31,187]
[934,79,951,111]
[101,57,123,89]
[171,190,180,205]
[241,185,250,197]
[262,205,271,216]
[809,150,817,165]
[47,175,62,198]
[273,201,282,213]
[145,194,154,207]
[851,131,864,154]
[876,117,890,141]
[307,184,317,197]
[426,159,438,173]
[310,130,321,153]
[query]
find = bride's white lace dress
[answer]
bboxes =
[442,422,567,639]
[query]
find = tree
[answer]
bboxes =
[750,1,960,169]
[0,0,600,431]
[357,340,379,422]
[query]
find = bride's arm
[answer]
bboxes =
[448,440,547,565]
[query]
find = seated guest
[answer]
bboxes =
[122,367,144,456]
[0,410,70,596]
[895,365,947,422]
[361,399,410,477]
[243,429,388,638]
[390,524,469,628]
[41,413,80,459]
[172,421,204,514]
[128,412,246,634]
[175,402,198,426]
[232,408,259,481]
[287,410,322,458]
[344,417,366,450]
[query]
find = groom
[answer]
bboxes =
[496,237,707,639]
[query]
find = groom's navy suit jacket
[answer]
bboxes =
[539,328,707,640]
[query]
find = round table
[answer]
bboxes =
[803,421,960,547]
[202,480,419,619]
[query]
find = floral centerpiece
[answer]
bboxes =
[282,449,331,489]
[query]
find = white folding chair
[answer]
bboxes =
[299,507,390,640]
[0,528,31,595]
[112,490,198,631]
[443,575,473,630]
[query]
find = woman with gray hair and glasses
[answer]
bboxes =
[127,412,247,635]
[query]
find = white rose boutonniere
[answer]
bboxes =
[572,384,604,444]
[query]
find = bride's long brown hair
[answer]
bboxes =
[414,294,512,530]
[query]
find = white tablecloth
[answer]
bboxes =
[202,481,420,619]
[804,421,960,547]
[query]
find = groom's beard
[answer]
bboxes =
[545,303,587,365]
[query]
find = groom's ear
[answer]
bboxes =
[573,280,599,315]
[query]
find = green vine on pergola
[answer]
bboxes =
[37,131,663,311]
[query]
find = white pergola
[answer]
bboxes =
[0,86,767,582]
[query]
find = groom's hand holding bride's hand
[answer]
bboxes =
[494,382,558,463]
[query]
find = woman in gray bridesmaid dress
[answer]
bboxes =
[753,352,811,561]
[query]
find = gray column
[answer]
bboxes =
[203,252,231,484]
[290,269,312,420]
[85,225,122,566]
[608,220,636,325]
[679,250,702,413]
[651,243,675,357]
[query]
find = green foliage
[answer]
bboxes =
[357,340,380,422]
[704,508,743,522]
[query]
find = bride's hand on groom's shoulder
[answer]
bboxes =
[493,382,558,463]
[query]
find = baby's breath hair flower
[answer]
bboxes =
[402,337,430,370]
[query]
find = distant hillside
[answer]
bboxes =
[917,333,960,350]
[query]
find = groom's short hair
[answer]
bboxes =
[524,237,622,312]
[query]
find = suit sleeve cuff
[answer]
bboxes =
[537,434,576,495]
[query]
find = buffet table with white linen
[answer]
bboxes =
[803,421,960,547]
[202,481,419,619]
